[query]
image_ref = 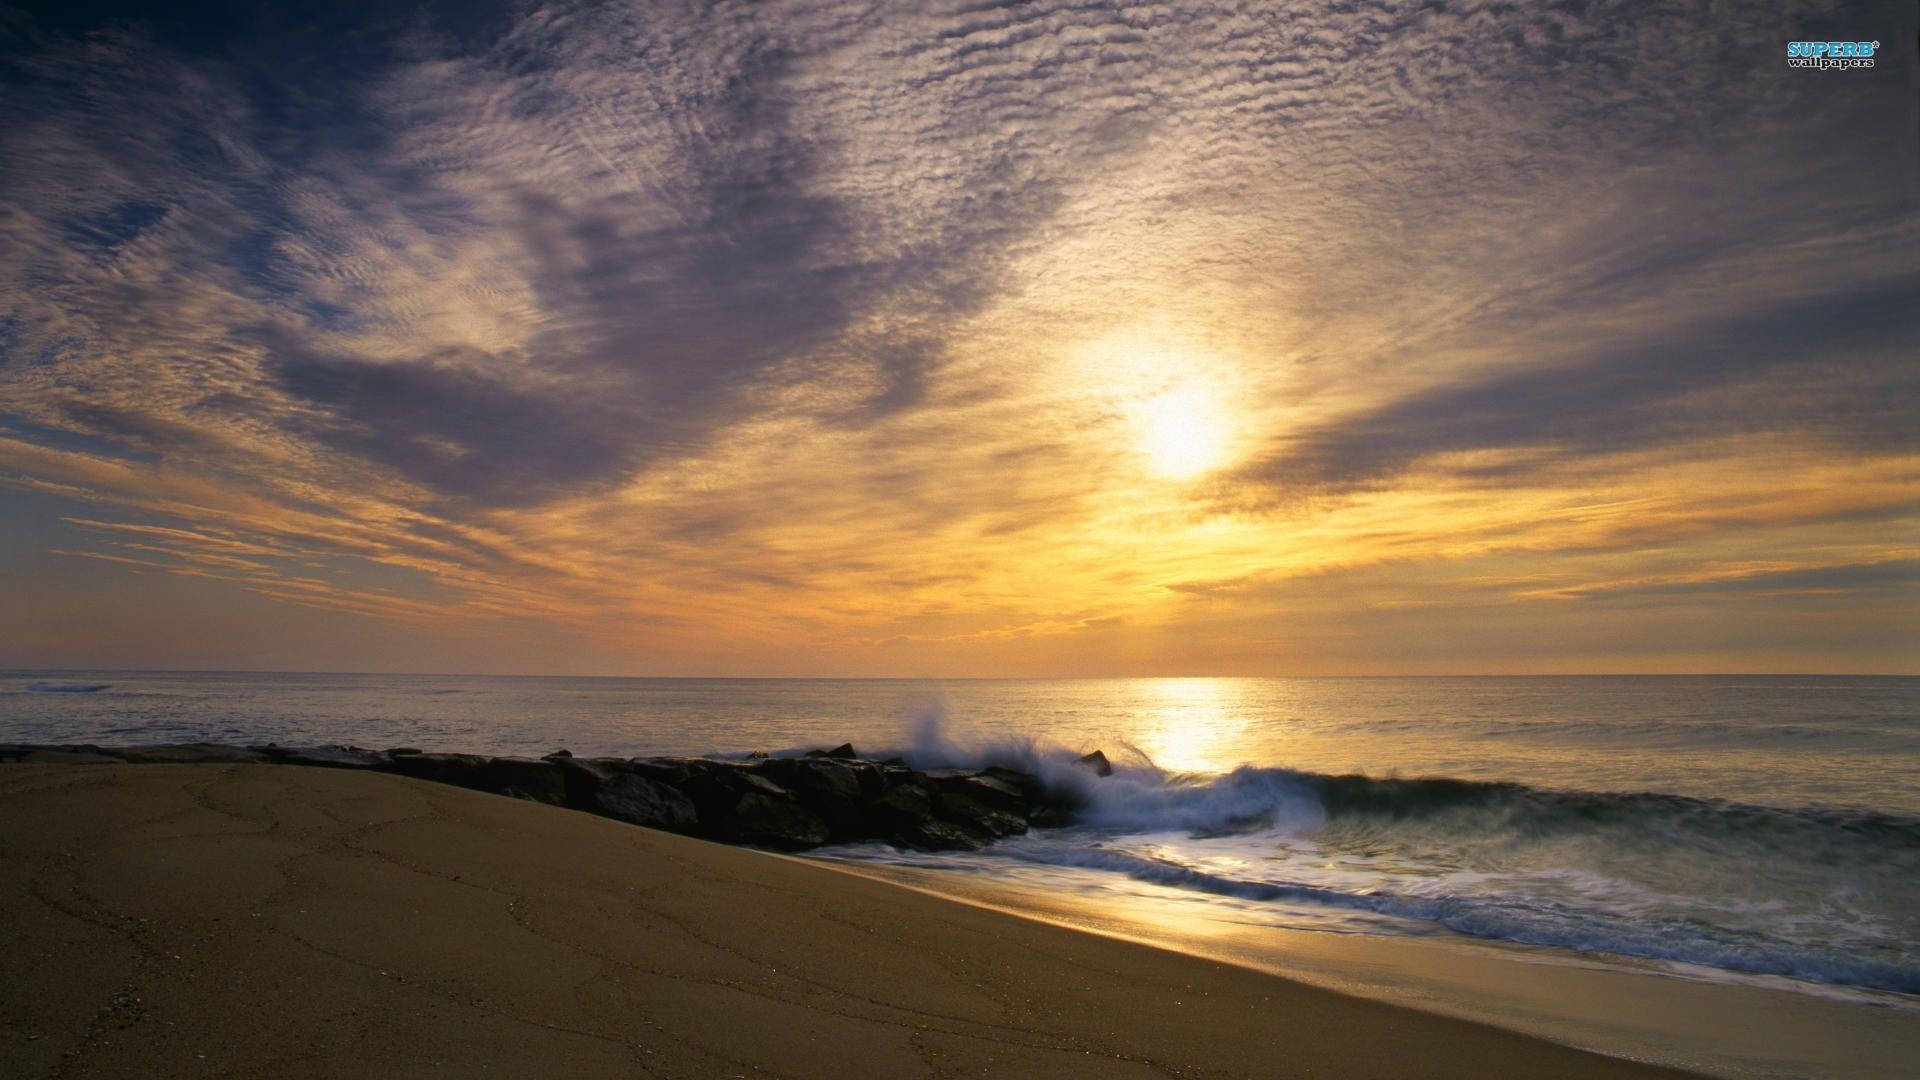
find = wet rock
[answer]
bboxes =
[895,818,989,851]
[751,756,801,785]
[1075,750,1113,777]
[680,767,796,827]
[787,759,867,836]
[935,792,1029,839]
[546,756,625,806]
[545,752,599,791]
[267,746,393,770]
[626,757,709,786]
[846,761,887,798]
[104,744,269,765]
[867,780,935,832]
[477,757,568,805]
[791,757,862,803]
[547,748,572,759]
[927,770,1030,815]
[1030,803,1076,829]
[0,740,1054,855]
[592,772,698,833]
[981,766,1045,806]
[878,764,922,790]
[388,752,492,788]
[722,792,830,849]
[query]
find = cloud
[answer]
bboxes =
[1236,274,1920,496]
[1548,558,1920,603]
[0,0,1916,672]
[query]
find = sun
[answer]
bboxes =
[1139,388,1228,479]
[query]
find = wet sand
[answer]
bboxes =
[827,863,1920,1079]
[0,764,1697,1078]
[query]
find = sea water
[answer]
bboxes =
[3,672,1915,1005]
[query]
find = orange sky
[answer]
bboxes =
[1,1,1916,675]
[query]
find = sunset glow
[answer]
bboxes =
[1140,389,1231,480]
[0,1,1914,677]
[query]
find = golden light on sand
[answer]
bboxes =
[1139,388,1229,480]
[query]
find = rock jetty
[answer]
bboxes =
[0,741,1105,853]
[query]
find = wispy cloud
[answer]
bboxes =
[1,0,1915,673]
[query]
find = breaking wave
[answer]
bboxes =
[850,701,1920,996]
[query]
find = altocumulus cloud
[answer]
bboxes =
[0,0,1915,672]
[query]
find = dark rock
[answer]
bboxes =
[680,767,796,827]
[1030,803,1076,829]
[1,738,1053,855]
[788,758,865,835]
[846,760,887,799]
[626,757,708,785]
[1075,750,1113,777]
[867,780,935,832]
[270,746,394,770]
[477,757,568,805]
[552,754,667,795]
[388,752,492,787]
[548,756,617,807]
[981,766,1045,806]
[792,758,861,803]
[97,744,269,765]
[751,756,801,785]
[895,818,989,851]
[722,792,830,849]
[732,770,794,799]
[878,764,922,790]
[927,770,1030,815]
[935,792,1028,839]
[592,772,698,833]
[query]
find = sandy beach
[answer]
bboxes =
[0,763,1701,1078]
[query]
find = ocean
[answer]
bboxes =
[4,671,1916,1007]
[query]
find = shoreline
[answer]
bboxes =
[814,860,1920,1079]
[0,763,1700,1078]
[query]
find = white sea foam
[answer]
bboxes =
[4,669,1916,997]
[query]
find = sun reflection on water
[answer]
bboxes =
[1130,678,1255,775]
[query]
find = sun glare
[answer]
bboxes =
[1140,388,1228,479]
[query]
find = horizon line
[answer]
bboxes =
[4,667,1915,681]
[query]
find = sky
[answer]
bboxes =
[0,0,1915,677]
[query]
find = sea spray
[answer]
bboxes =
[830,704,1920,997]
[8,670,1916,998]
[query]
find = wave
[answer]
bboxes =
[897,739,1920,853]
[1005,846,1920,994]
[24,682,112,693]
[1307,769,1920,844]
[861,701,1920,995]
[889,695,1920,845]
